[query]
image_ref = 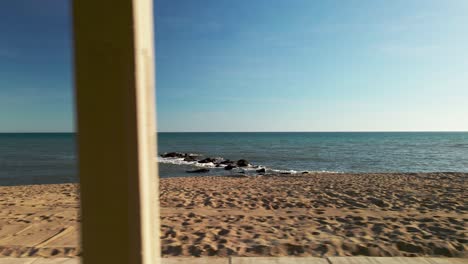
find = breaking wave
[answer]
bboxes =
[157,155,337,175]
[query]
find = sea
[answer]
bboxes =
[0,132,467,185]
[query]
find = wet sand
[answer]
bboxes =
[0,173,466,258]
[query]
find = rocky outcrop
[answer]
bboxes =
[224,165,236,170]
[162,152,272,174]
[183,156,198,162]
[219,159,234,165]
[161,152,185,158]
[198,158,217,164]
[161,152,201,160]
[236,159,249,167]
[256,168,266,173]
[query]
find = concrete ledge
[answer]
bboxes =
[425,259,468,264]
[0,259,36,264]
[0,257,465,264]
[0,259,79,264]
[161,258,228,264]
[329,257,435,264]
[31,259,79,264]
[231,257,328,264]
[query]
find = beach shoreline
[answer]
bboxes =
[0,172,466,258]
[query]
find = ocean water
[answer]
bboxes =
[158,132,468,177]
[0,132,467,185]
[0,133,77,185]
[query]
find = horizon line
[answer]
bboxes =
[1,130,467,134]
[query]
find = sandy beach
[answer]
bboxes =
[0,173,466,258]
[0,184,80,257]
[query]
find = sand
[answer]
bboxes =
[0,173,466,258]
[0,184,80,257]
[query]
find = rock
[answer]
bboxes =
[236,159,249,167]
[183,156,198,162]
[224,165,236,170]
[186,168,210,173]
[161,152,185,158]
[280,172,291,175]
[215,159,231,167]
[302,171,309,174]
[256,168,266,173]
[198,158,216,164]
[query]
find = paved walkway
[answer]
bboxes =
[0,257,465,264]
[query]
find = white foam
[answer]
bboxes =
[157,156,341,175]
[158,157,227,169]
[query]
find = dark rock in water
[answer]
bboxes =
[214,159,230,167]
[256,168,266,173]
[280,172,291,175]
[161,152,185,158]
[220,159,234,165]
[302,171,309,174]
[184,153,200,157]
[162,152,201,159]
[198,158,216,164]
[183,156,198,162]
[236,159,249,167]
[224,164,236,170]
[186,168,210,173]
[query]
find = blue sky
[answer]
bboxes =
[1,1,467,132]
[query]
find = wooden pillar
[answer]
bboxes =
[72,0,159,263]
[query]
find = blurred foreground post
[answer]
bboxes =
[73,0,159,263]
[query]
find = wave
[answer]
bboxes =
[157,156,337,175]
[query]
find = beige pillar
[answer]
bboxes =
[72,0,160,263]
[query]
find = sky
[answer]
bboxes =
[1,1,468,132]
